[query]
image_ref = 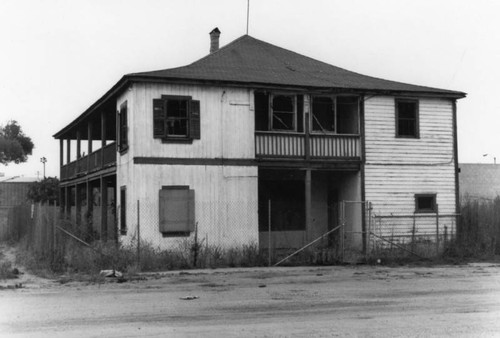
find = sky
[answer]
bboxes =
[0,0,499,178]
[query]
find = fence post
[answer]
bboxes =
[137,200,140,270]
[411,213,416,253]
[52,202,57,265]
[435,204,440,256]
[341,201,345,262]
[367,202,372,257]
[268,199,271,267]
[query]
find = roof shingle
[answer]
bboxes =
[129,35,465,97]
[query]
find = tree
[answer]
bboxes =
[0,120,34,165]
[27,177,60,204]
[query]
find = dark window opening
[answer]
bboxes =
[254,92,269,131]
[153,96,200,141]
[312,96,335,132]
[259,175,305,231]
[336,96,359,134]
[271,95,295,131]
[396,99,419,138]
[118,101,128,153]
[415,194,436,213]
[120,186,126,235]
[159,186,195,235]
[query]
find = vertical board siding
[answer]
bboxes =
[119,164,259,250]
[364,96,457,237]
[132,83,254,159]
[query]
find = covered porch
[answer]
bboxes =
[54,97,118,241]
[258,168,362,252]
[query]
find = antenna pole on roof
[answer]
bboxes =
[246,0,250,35]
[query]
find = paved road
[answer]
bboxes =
[1,263,500,337]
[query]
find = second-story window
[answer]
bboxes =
[396,99,419,138]
[271,95,296,131]
[118,101,128,153]
[312,96,359,134]
[312,96,335,132]
[153,95,200,142]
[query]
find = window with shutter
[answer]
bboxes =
[119,101,128,152]
[152,96,200,142]
[159,186,195,235]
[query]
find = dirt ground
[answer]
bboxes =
[1,251,500,337]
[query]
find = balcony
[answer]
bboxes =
[255,132,360,159]
[61,142,116,181]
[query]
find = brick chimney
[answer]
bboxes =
[209,28,221,54]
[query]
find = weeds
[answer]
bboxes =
[0,261,17,280]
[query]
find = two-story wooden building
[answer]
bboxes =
[54,29,465,252]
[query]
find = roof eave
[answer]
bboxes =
[127,75,467,99]
[53,76,131,139]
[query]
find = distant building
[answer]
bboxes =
[459,164,500,200]
[0,176,39,206]
[0,176,39,240]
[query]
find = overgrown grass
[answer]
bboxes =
[0,261,17,280]
[442,197,500,261]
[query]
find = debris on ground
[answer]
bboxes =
[180,295,199,300]
[100,270,123,278]
[0,283,23,290]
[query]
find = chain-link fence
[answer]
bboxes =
[369,212,458,258]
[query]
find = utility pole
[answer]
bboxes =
[40,157,47,178]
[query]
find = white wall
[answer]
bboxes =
[116,83,259,249]
[364,96,457,237]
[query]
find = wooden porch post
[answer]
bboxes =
[100,176,108,241]
[64,186,70,217]
[86,180,93,239]
[305,169,312,242]
[76,130,81,159]
[101,112,107,168]
[59,139,64,167]
[87,121,93,172]
[75,184,81,229]
[66,139,71,164]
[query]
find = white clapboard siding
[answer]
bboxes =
[131,83,254,159]
[364,96,457,233]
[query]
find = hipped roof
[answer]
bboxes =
[54,34,465,138]
[132,35,465,96]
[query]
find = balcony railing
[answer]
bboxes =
[61,142,116,181]
[255,132,360,159]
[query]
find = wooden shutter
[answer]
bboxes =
[159,187,195,233]
[189,100,201,140]
[153,99,166,138]
[116,110,120,150]
[120,102,128,149]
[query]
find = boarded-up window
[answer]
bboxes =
[396,99,419,138]
[159,186,195,235]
